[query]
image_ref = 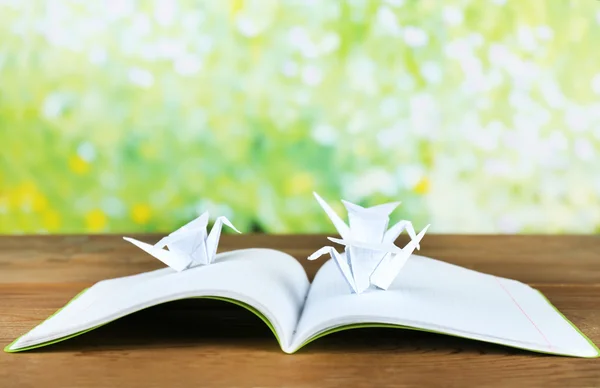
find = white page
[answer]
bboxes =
[289,255,598,357]
[10,248,309,351]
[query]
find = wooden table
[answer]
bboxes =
[1,235,599,387]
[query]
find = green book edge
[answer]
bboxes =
[5,288,600,357]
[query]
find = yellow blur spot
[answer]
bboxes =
[132,204,152,224]
[32,193,47,212]
[229,0,245,21]
[288,172,314,195]
[16,182,36,195]
[14,182,47,212]
[140,142,158,159]
[69,155,89,174]
[42,210,61,230]
[86,209,107,231]
[230,0,244,14]
[414,177,430,194]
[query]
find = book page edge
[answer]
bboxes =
[287,289,599,358]
[4,288,283,353]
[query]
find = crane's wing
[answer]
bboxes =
[176,211,210,233]
[205,216,241,264]
[370,224,430,290]
[327,237,404,254]
[154,212,210,255]
[383,220,419,249]
[124,237,192,272]
[308,246,357,293]
[313,192,351,240]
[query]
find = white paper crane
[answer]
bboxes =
[308,192,430,293]
[123,212,240,272]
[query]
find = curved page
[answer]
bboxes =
[8,248,309,352]
[290,255,598,357]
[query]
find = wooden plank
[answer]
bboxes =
[0,235,599,387]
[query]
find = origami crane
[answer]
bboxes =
[308,192,430,293]
[124,212,240,272]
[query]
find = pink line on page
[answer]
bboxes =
[494,276,553,350]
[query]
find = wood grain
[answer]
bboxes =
[0,235,599,387]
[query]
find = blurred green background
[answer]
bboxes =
[1,0,599,234]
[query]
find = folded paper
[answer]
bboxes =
[124,212,240,271]
[309,192,430,293]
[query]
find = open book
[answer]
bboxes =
[5,194,599,357]
[5,247,599,357]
